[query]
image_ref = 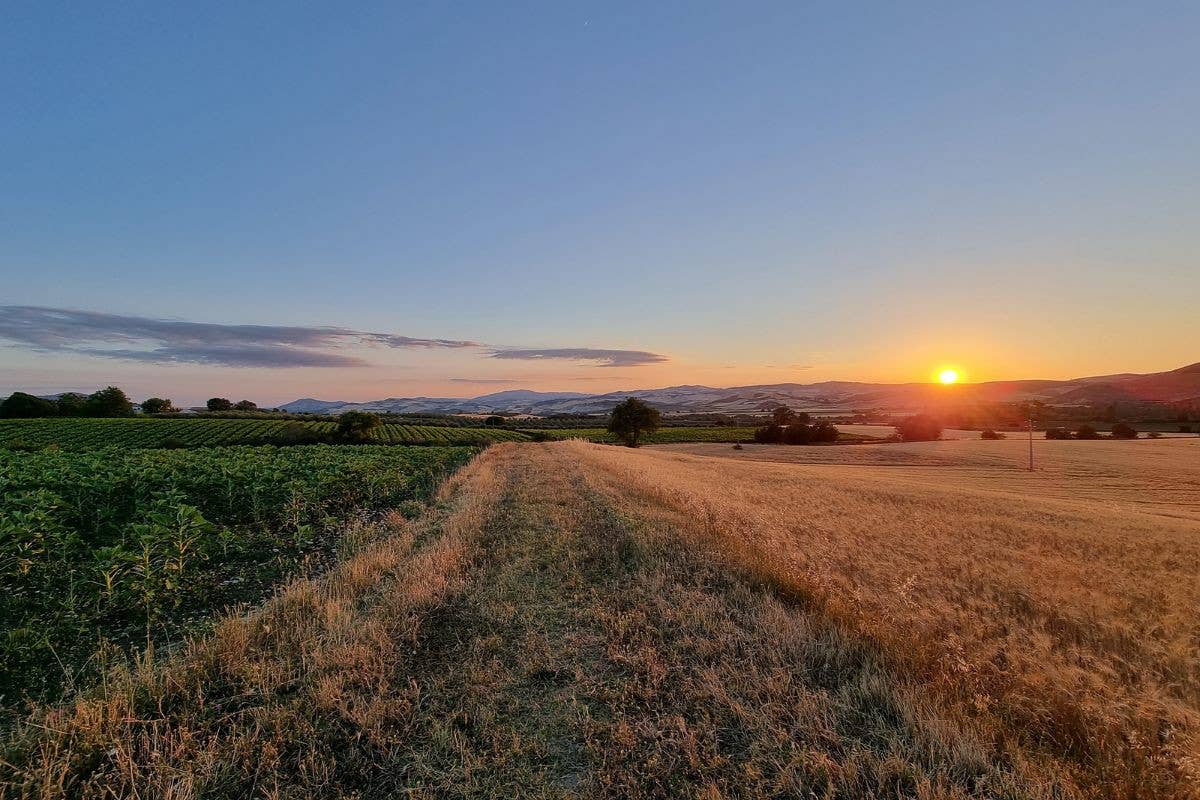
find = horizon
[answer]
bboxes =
[4,4,1199,405]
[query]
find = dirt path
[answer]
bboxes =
[2,444,1075,798]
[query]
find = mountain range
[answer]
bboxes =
[280,363,1200,416]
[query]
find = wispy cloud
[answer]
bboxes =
[488,347,668,367]
[0,306,478,369]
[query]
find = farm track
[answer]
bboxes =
[5,441,1195,797]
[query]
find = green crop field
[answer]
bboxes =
[0,444,475,708]
[523,425,760,443]
[0,417,529,450]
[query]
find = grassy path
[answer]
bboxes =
[4,444,1070,798]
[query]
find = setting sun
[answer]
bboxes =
[938,368,960,385]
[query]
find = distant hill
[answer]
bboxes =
[281,362,1200,416]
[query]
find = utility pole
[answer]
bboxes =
[1028,413,1034,471]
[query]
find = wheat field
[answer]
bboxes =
[3,439,1197,798]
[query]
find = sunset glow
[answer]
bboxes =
[938,369,960,385]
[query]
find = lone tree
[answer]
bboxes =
[608,397,660,447]
[337,410,382,442]
[141,397,176,414]
[895,414,943,442]
[0,392,58,418]
[86,386,134,417]
[207,397,233,412]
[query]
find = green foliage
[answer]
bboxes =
[140,397,176,414]
[86,386,134,417]
[337,411,383,442]
[234,400,257,411]
[0,418,530,450]
[895,414,943,442]
[484,415,505,427]
[54,392,89,416]
[0,444,474,705]
[207,397,233,411]
[753,419,839,444]
[1,392,58,418]
[607,398,661,447]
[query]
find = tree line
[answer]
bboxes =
[0,388,264,419]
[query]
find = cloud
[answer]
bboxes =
[488,347,668,367]
[0,306,477,369]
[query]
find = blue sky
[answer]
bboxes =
[2,2,1197,404]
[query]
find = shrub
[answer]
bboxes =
[141,397,176,414]
[980,429,1005,440]
[337,411,383,442]
[0,392,58,418]
[895,414,942,442]
[608,398,661,447]
[1075,425,1100,440]
[85,387,134,417]
[1111,423,1138,439]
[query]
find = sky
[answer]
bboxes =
[2,1,1197,405]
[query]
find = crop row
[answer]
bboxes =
[0,444,475,708]
[0,418,527,450]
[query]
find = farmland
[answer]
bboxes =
[4,437,1197,797]
[0,444,474,709]
[523,425,760,443]
[0,417,528,450]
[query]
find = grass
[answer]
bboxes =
[2,439,1197,797]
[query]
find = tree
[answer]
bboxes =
[484,415,505,427]
[141,397,176,414]
[207,398,233,412]
[1075,424,1100,440]
[1111,423,1138,439]
[0,392,58,418]
[234,400,257,411]
[895,414,942,442]
[771,406,795,426]
[608,398,660,447]
[337,411,382,442]
[86,386,134,417]
[980,429,1006,440]
[55,392,88,416]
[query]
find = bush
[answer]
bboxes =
[141,397,176,414]
[608,398,661,447]
[337,411,383,442]
[0,392,58,418]
[895,414,942,442]
[1075,425,1100,440]
[980,429,1006,440]
[1111,423,1138,439]
[85,386,134,417]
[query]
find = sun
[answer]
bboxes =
[938,368,960,385]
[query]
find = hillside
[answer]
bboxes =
[281,362,1200,415]
[6,440,1198,798]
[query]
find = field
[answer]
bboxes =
[0,444,474,709]
[2,437,1198,798]
[0,417,529,449]
[524,425,760,443]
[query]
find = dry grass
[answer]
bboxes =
[4,439,1197,798]
[571,439,1200,797]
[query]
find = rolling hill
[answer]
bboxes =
[281,362,1200,415]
